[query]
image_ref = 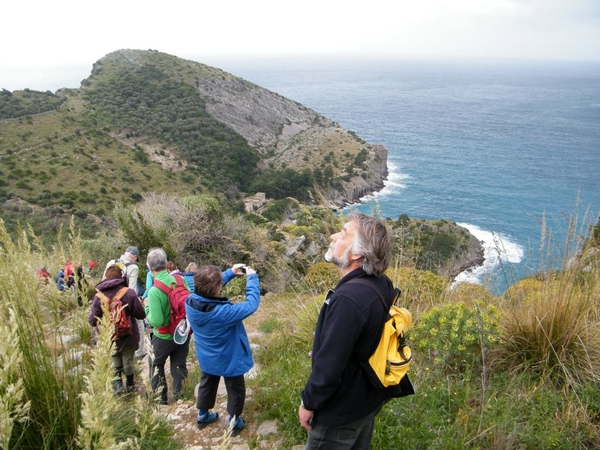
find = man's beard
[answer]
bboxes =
[325,245,351,269]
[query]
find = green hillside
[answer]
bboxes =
[0,50,383,242]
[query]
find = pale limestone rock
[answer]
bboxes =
[256,419,278,436]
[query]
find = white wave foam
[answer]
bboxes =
[452,223,524,287]
[357,161,409,202]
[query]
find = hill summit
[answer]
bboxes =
[0,49,388,220]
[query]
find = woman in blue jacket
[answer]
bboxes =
[185,263,260,435]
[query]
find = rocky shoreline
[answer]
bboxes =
[323,143,389,209]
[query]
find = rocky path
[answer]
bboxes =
[141,299,305,450]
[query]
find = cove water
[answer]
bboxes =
[203,56,600,294]
[5,56,600,293]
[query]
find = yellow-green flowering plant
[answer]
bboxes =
[411,300,500,372]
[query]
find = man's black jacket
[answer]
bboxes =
[301,268,412,427]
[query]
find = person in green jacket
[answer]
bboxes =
[144,248,191,405]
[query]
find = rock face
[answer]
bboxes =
[329,144,389,207]
[193,76,389,207]
[446,243,485,279]
[194,77,331,155]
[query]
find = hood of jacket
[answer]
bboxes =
[186,293,231,326]
[95,277,126,291]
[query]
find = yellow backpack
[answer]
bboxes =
[346,278,413,388]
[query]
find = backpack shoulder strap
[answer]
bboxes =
[153,278,171,294]
[173,274,184,288]
[345,277,392,310]
[155,275,184,290]
[346,277,401,310]
[114,287,129,300]
[96,287,129,301]
[95,289,109,302]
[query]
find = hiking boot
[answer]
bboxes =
[197,411,219,429]
[229,416,245,436]
[113,379,124,395]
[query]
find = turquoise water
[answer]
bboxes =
[208,57,600,292]
[5,57,600,292]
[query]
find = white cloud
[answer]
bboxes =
[1,0,599,71]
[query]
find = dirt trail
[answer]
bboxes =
[140,296,293,449]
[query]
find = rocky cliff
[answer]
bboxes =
[192,72,389,207]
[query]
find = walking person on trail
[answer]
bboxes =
[103,246,147,359]
[144,248,191,405]
[88,265,146,394]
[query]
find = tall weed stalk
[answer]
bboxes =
[0,308,31,449]
[77,300,120,449]
[0,220,83,448]
[497,209,600,385]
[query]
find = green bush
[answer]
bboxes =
[412,301,501,372]
[302,261,339,292]
[496,270,600,385]
[389,266,447,311]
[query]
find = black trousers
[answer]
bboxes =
[148,334,190,403]
[196,371,245,417]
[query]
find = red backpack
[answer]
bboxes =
[96,287,132,340]
[153,274,190,336]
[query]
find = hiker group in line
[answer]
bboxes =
[38,210,412,448]
[85,246,259,436]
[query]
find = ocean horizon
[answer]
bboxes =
[3,55,600,294]
[207,56,600,293]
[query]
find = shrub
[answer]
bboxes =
[388,266,447,312]
[494,209,600,385]
[302,261,339,292]
[446,282,498,306]
[412,301,501,372]
[495,269,600,385]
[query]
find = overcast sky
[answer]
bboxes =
[2,0,600,90]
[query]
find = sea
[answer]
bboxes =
[3,56,600,294]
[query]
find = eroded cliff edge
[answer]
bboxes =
[193,76,388,208]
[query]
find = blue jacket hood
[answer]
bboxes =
[185,271,260,377]
[186,295,231,326]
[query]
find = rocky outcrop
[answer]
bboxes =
[194,77,331,155]
[193,76,389,207]
[322,144,388,207]
[446,244,485,279]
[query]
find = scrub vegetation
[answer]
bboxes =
[0,207,598,449]
[2,49,599,449]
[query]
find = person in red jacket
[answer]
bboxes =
[88,265,146,394]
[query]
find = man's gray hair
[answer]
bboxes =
[146,248,167,271]
[347,211,393,277]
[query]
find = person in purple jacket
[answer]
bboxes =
[88,265,146,394]
[185,263,260,436]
